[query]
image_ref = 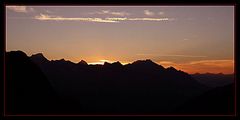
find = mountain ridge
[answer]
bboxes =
[30,52,176,70]
[5,50,234,114]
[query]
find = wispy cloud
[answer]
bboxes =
[158,61,175,65]
[106,17,171,21]
[158,59,234,74]
[158,11,164,15]
[187,59,234,74]
[34,14,172,23]
[7,6,34,13]
[90,10,130,16]
[45,10,53,14]
[105,17,128,21]
[128,18,170,21]
[136,53,207,58]
[189,60,234,67]
[144,10,155,16]
[144,10,166,16]
[34,14,118,23]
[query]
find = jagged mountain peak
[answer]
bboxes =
[31,53,44,57]
[103,62,111,66]
[7,50,28,57]
[167,66,177,71]
[78,60,88,65]
[133,59,154,64]
[59,58,66,61]
[130,59,165,70]
[112,61,122,66]
[30,52,49,63]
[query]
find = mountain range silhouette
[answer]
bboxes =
[5,51,234,115]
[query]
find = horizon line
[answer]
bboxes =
[5,50,234,75]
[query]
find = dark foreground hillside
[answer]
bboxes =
[176,83,234,114]
[5,51,83,114]
[5,51,235,115]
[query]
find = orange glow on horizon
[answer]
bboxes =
[28,52,234,74]
[81,59,234,74]
[88,59,111,65]
[158,60,234,74]
[88,59,129,65]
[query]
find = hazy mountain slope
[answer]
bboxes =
[30,52,208,113]
[192,73,234,88]
[176,83,234,114]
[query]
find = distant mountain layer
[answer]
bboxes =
[5,51,235,115]
[176,83,235,115]
[191,73,234,88]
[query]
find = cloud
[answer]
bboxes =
[34,14,119,23]
[7,6,27,13]
[128,18,170,21]
[158,11,164,15]
[28,7,34,12]
[157,59,234,74]
[99,59,111,62]
[136,53,207,58]
[106,17,170,21]
[7,6,34,13]
[34,14,172,23]
[189,60,234,67]
[158,61,176,65]
[105,17,128,21]
[137,53,233,73]
[45,10,53,14]
[34,14,59,20]
[144,10,155,16]
[186,59,234,74]
[160,54,207,58]
[110,12,130,16]
[90,10,130,16]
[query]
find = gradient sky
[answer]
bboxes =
[6,6,234,74]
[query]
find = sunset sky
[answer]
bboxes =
[6,6,234,74]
